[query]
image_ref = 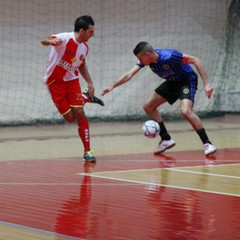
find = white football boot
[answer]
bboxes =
[204,143,217,156]
[154,139,176,154]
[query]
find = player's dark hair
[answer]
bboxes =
[133,42,154,55]
[74,15,94,32]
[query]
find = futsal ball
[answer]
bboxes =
[142,120,160,138]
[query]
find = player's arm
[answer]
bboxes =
[40,36,62,46]
[78,61,95,96]
[185,54,213,98]
[102,65,141,96]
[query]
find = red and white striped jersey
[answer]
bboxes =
[43,32,89,83]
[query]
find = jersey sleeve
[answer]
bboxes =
[51,32,65,39]
[50,32,68,47]
[136,60,145,68]
[182,54,189,64]
[170,50,184,64]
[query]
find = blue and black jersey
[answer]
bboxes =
[137,49,197,82]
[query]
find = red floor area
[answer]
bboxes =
[0,148,239,239]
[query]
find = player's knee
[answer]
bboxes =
[143,104,149,114]
[143,103,152,114]
[180,107,191,118]
[63,114,75,123]
[73,107,86,120]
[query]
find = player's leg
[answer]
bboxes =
[47,80,96,161]
[179,82,216,155]
[68,80,96,162]
[180,99,203,130]
[61,107,75,122]
[71,107,95,161]
[47,81,76,123]
[144,83,176,154]
[143,91,166,122]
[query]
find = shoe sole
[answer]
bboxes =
[154,143,176,154]
[83,159,96,163]
[205,149,217,156]
[83,93,104,106]
[90,97,104,106]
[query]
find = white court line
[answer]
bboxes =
[166,168,240,179]
[0,221,81,240]
[78,163,240,197]
[80,172,240,197]
[174,163,240,169]
[79,162,240,177]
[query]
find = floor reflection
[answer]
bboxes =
[55,162,96,239]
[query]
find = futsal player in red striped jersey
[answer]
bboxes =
[41,15,104,162]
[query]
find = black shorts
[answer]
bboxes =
[155,78,198,105]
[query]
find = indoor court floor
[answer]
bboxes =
[0,114,239,240]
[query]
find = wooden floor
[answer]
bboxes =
[0,114,239,239]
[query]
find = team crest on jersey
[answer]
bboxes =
[163,64,170,71]
[71,57,76,63]
[183,88,190,94]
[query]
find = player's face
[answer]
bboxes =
[136,52,152,65]
[81,25,94,41]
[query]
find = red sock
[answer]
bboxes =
[78,117,90,152]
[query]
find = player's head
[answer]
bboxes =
[133,42,154,55]
[74,15,95,41]
[133,42,155,65]
[74,15,94,31]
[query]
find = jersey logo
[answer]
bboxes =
[163,64,170,71]
[58,59,78,71]
[71,57,76,63]
[183,88,190,94]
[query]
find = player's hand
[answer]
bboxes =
[87,84,95,97]
[50,37,62,46]
[102,86,113,96]
[205,83,213,98]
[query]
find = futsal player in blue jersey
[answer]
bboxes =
[102,42,216,156]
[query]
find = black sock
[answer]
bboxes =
[196,128,211,144]
[158,121,171,140]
